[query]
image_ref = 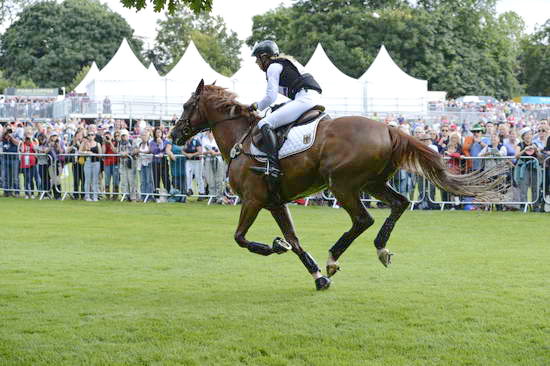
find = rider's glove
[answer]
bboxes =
[248,103,258,112]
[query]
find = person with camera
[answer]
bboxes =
[19,129,40,199]
[201,130,225,203]
[102,130,119,200]
[1,125,20,197]
[79,132,102,202]
[46,132,65,200]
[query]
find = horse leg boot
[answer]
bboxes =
[270,205,330,290]
[326,193,374,277]
[250,125,282,204]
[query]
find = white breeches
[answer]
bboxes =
[258,90,320,129]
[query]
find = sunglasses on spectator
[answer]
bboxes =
[539,130,546,133]
[441,129,448,132]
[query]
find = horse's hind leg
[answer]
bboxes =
[270,205,331,290]
[326,189,375,277]
[366,182,410,267]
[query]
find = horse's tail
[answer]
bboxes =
[387,127,508,201]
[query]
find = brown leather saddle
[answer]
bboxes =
[252,105,327,152]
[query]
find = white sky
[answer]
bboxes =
[105,0,549,51]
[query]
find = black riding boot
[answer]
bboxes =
[250,125,282,203]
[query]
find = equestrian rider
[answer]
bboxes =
[249,40,322,191]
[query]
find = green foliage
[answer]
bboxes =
[519,20,550,96]
[1,200,549,364]
[0,0,143,88]
[120,0,212,14]
[66,64,91,93]
[248,0,526,98]
[151,6,242,76]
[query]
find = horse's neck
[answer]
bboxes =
[211,117,251,161]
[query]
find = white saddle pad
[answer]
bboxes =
[251,114,326,161]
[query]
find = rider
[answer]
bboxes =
[249,40,322,190]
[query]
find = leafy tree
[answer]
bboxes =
[248,0,525,98]
[151,6,242,76]
[519,20,550,96]
[120,0,212,14]
[0,0,36,24]
[0,0,143,88]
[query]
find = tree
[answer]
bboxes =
[247,0,525,99]
[151,6,241,76]
[120,0,212,14]
[0,0,36,24]
[519,20,550,96]
[0,0,143,88]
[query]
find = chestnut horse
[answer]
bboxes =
[170,80,504,291]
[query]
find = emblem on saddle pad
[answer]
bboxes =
[303,134,312,145]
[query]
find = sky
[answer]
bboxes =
[105,0,550,52]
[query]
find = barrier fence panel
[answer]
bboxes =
[53,152,231,204]
[544,157,550,205]
[0,151,52,199]
[427,156,542,212]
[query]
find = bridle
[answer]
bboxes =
[176,91,254,140]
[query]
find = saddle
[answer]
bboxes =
[252,105,326,152]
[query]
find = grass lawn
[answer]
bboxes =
[1,199,549,365]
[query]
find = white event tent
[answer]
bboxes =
[304,43,363,115]
[165,41,232,102]
[360,45,428,113]
[74,62,99,94]
[86,39,164,104]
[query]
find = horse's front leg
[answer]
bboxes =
[234,200,281,256]
[270,205,331,290]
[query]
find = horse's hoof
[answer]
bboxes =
[315,276,331,291]
[326,263,340,278]
[272,237,292,254]
[377,248,394,268]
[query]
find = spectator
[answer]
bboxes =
[137,130,154,202]
[68,130,85,199]
[103,96,112,114]
[463,123,486,172]
[202,130,225,203]
[1,125,20,197]
[35,134,51,196]
[46,132,65,200]
[149,127,171,196]
[80,133,102,202]
[514,127,543,211]
[442,132,464,207]
[19,130,40,199]
[102,131,119,200]
[184,134,204,196]
[480,133,507,170]
[117,129,137,201]
[166,134,187,196]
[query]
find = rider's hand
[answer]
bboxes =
[248,103,258,112]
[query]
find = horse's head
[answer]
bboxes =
[170,79,208,145]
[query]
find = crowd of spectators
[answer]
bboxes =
[1,100,549,211]
[0,117,229,204]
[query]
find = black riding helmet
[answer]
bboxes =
[251,40,279,57]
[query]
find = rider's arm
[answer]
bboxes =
[256,63,283,111]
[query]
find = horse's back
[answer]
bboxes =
[315,115,395,183]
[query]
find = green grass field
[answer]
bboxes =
[1,199,549,365]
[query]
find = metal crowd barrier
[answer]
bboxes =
[0,151,52,199]
[50,152,228,204]
[544,157,550,206]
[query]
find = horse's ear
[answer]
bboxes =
[195,79,204,95]
[212,80,217,86]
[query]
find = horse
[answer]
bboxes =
[170,80,505,291]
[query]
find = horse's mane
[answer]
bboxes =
[202,85,258,122]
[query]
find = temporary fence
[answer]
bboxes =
[1,152,548,212]
[0,151,52,199]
